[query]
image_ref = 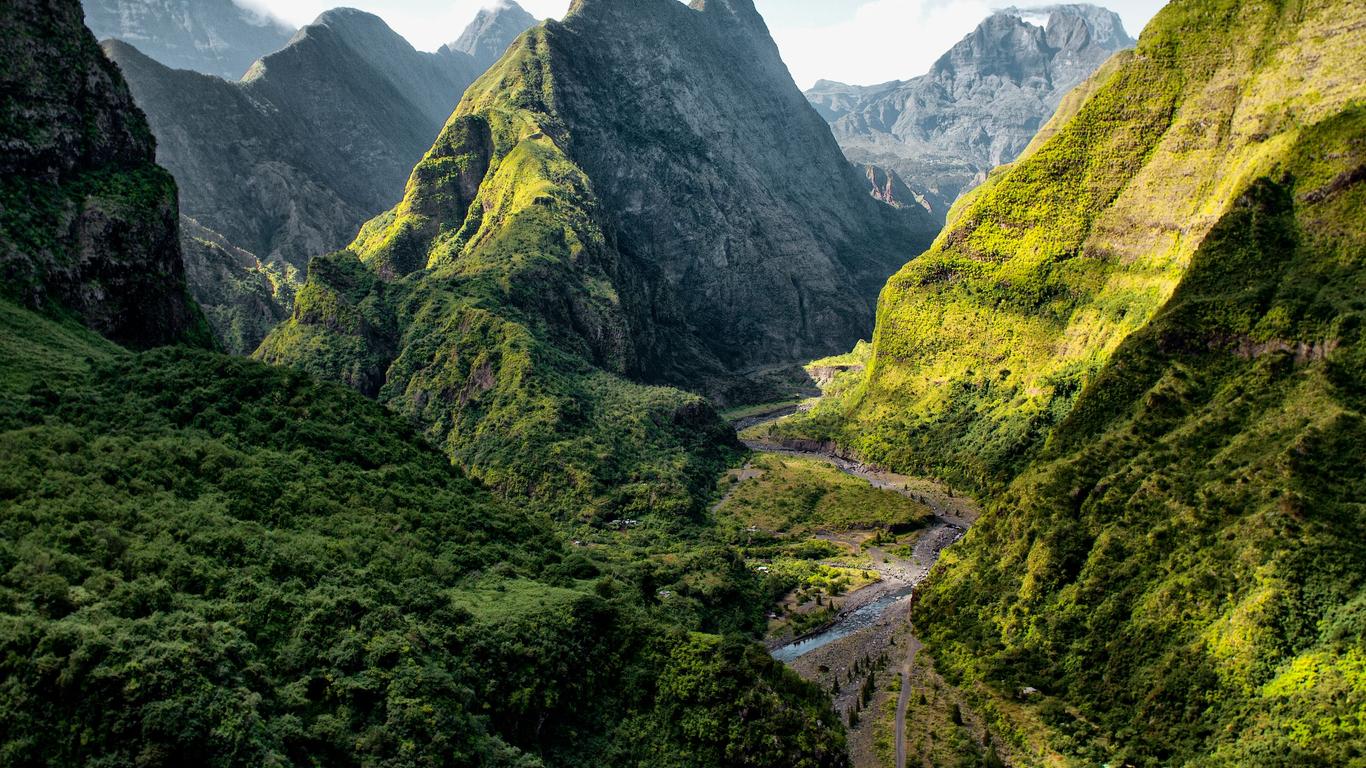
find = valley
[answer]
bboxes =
[2,0,1362,766]
[712,404,986,767]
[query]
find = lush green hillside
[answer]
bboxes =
[769,0,1366,763]
[0,3,852,763]
[921,103,1365,767]
[0,304,848,766]
[777,0,1365,492]
[259,0,926,519]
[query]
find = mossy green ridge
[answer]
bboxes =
[0,0,211,350]
[261,0,929,518]
[779,0,1365,492]
[0,302,848,767]
[921,103,1366,767]
[777,0,1366,763]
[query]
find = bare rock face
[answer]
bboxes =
[548,0,939,383]
[0,0,210,349]
[806,4,1133,219]
[861,164,930,213]
[103,6,536,352]
[80,0,295,80]
[442,0,539,70]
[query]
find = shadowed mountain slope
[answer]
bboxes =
[103,5,537,352]
[81,0,295,80]
[1,0,210,349]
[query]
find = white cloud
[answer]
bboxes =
[759,0,993,88]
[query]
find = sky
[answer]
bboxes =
[241,0,1169,89]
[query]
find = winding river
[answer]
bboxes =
[730,408,974,664]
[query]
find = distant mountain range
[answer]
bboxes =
[806,4,1133,219]
[101,2,539,352]
[81,0,295,80]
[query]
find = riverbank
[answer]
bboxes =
[728,405,987,768]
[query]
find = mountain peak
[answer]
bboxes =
[80,0,295,80]
[447,1,538,68]
[997,4,1134,48]
[688,0,767,29]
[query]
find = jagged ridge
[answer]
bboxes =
[103,5,537,352]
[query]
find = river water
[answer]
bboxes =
[771,583,917,662]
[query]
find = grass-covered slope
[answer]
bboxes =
[779,0,1365,490]
[920,104,1366,766]
[261,0,921,519]
[0,304,849,767]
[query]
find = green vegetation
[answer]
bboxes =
[0,300,849,766]
[767,0,1366,764]
[258,25,739,521]
[714,454,933,536]
[774,0,1366,493]
[920,106,1366,766]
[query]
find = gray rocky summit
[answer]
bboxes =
[806,4,1134,219]
[81,0,295,80]
[442,0,540,70]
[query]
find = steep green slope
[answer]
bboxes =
[779,0,1365,491]
[921,104,1365,767]
[260,0,927,518]
[0,0,210,349]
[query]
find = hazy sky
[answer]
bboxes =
[243,0,1169,88]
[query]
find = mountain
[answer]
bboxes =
[778,0,1365,762]
[0,2,850,764]
[1,0,210,350]
[442,0,539,70]
[805,4,1133,218]
[81,0,295,80]
[259,0,934,517]
[103,6,537,353]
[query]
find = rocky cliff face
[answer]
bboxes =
[103,6,536,353]
[544,0,936,381]
[806,4,1133,218]
[442,0,539,71]
[260,0,932,515]
[81,0,294,80]
[1,0,210,349]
